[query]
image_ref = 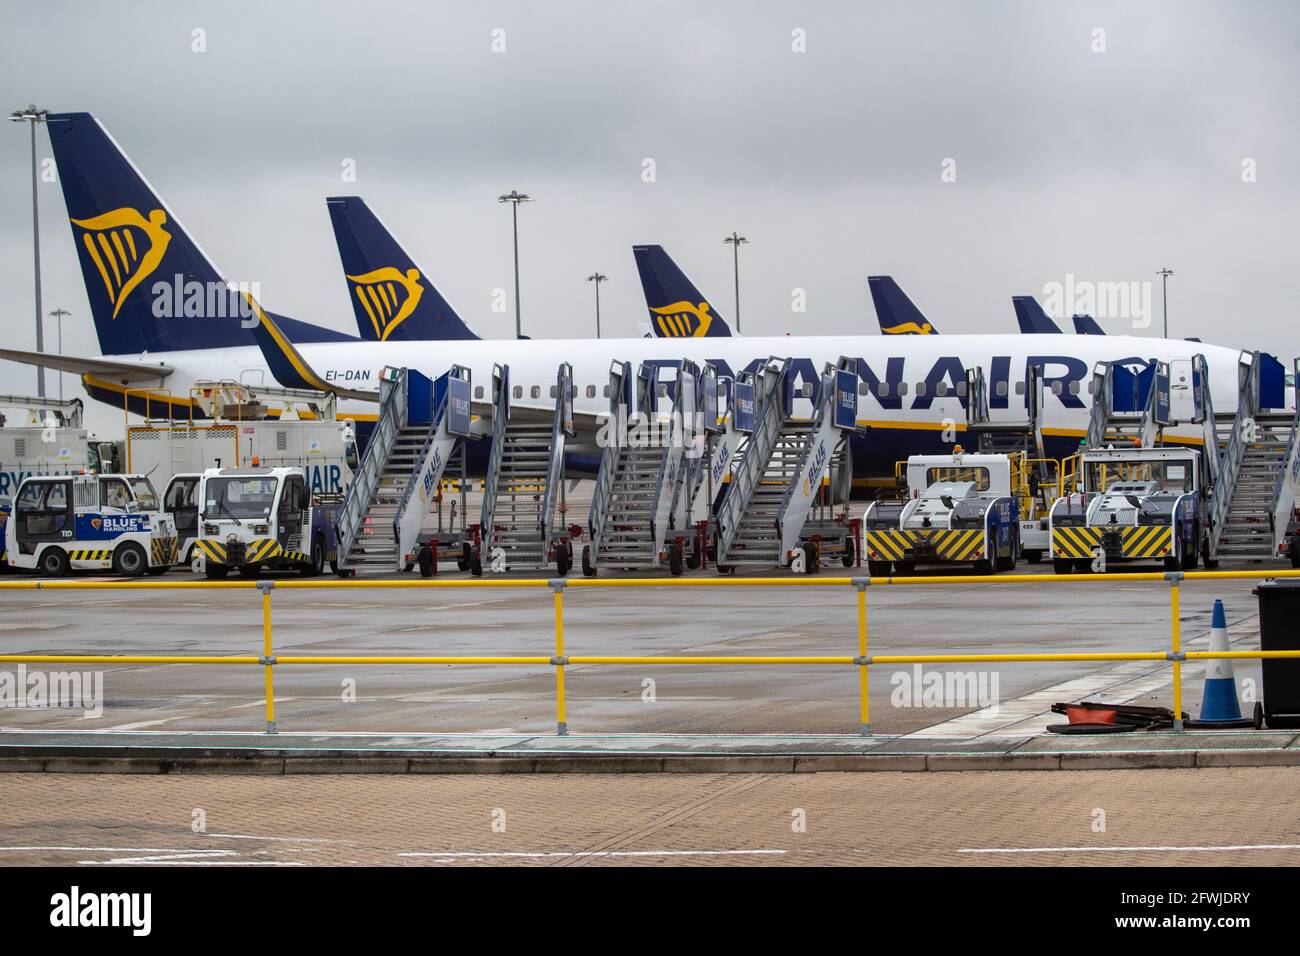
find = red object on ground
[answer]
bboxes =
[1066,705,1116,725]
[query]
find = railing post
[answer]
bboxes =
[854,577,871,734]
[258,580,277,734]
[550,579,568,736]
[1166,571,1184,732]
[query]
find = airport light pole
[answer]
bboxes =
[498,190,532,339]
[10,105,48,396]
[586,272,607,338]
[1156,267,1173,339]
[49,308,69,401]
[723,231,748,332]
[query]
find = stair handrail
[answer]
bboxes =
[716,357,790,562]
[1085,362,1112,449]
[965,366,990,429]
[1268,356,1300,553]
[1207,351,1259,557]
[777,357,854,530]
[392,365,470,563]
[588,360,631,553]
[673,362,719,526]
[479,364,509,536]
[538,362,574,542]
[651,361,693,544]
[1191,353,1221,487]
[335,366,408,567]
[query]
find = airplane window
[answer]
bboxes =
[915,382,927,397]
[956,381,967,396]
[512,385,522,399]
[1015,381,1026,395]
[1069,381,1080,395]
[1087,380,1096,394]
[550,385,557,399]
[936,381,949,397]
[877,382,890,398]
[897,382,908,396]
[603,385,610,398]
[994,381,1007,397]
[858,382,869,396]
[475,386,485,400]
[586,385,596,399]
[802,383,813,398]
[531,386,541,400]
[659,384,668,398]
[1051,382,1063,395]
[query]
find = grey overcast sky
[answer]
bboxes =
[1,0,1297,432]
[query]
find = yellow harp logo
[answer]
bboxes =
[881,321,934,335]
[70,208,172,319]
[346,267,425,341]
[649,300,714,337]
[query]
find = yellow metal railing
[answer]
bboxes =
[3,570,1300,735]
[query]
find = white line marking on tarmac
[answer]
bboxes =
[206,832,351,845]
[959,844,1300,855]
[98,718,179,732]
[399,849,786,859]
[918,617,1261,738]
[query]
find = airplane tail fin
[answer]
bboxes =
[326,197,478,342]
[1072,314,1106,335]
[632,244,733,337]
[45,111,351,355]
[868,276,939,334]
[1012,295,1064,334]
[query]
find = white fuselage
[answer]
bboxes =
[115,333,1243,449]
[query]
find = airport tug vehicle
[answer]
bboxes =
[1048,446,1206,574]
[3,472,177,577]
[194,466,342,579]
[863,450,1020,575]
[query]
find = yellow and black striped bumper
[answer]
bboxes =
[196,537,308,566]
[1052,525,1173,560]
[866,528,985,562]
[195,538,228,564]
[68,549,113,563]
[151,537,178,566]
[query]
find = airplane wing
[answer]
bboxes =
[0,347,173,382]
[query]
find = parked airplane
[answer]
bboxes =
[1073,314,1107,335]
[1013,296,1066,334]
[633,245,735,338]
[326,196,480,342]
[868,276,940,335]
[1,112,1245,487]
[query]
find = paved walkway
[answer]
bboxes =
[1,766,1296,866]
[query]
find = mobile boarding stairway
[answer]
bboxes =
[964,366,1045,458]
[583,360,705,576]
[713,357,860,573]
[473,363,576,575]
[1206,352,1299,562]
[334,366,472,574]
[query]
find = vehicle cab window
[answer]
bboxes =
[101,477,132,511]
[166,479,196,510]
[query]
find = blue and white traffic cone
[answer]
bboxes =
[1198,599,1244,723]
